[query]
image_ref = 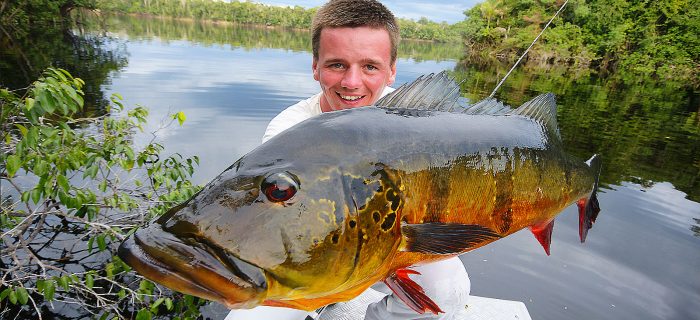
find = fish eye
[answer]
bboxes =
[261,172,299,203]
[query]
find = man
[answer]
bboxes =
[229,1,471,319]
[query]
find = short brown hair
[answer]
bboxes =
[312,0,400,64]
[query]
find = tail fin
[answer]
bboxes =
[578,154,601,242]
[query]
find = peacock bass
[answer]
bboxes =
[118,72,600,314]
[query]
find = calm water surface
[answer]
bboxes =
[3,14,699,320]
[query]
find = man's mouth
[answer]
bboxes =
[337,93,365,102]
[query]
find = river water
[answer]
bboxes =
[2,14,699,320]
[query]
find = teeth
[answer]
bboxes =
[339,94,363,101]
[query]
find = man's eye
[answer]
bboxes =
[329,63,344,69]
[366,65,378,71]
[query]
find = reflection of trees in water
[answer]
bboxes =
[692,218,700,237]
[453,60,700,203]
[0,15,128,115]
[80,13,463,62]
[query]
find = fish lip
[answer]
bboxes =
[118,224,267,308]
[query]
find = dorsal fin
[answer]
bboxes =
[375,71,461,112]
[461,97,511,115]
[508,93,560,138]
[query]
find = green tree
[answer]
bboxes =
[0,68,205,318]
[461,0,700,87]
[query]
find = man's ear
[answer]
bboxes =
[312,59,320,81]
[388,62,397,86]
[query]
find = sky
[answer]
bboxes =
[251,0,481,24]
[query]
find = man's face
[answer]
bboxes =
[313,26,397,112]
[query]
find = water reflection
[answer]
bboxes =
[453,61,700,203]
[0,20,128,113]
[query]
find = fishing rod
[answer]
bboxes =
[488,0,570,99]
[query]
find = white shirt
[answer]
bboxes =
[263,87,394,143]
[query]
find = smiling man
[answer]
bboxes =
[250,1,471,319]
[312,24,396,112]
[262,0,398,143]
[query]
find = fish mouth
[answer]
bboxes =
[118,224,267,309]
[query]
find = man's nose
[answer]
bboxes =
[340,66,362,89]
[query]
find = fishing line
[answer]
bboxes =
[488,0,570,99]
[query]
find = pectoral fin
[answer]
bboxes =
[401,223,501,254]
[529,219,555,255]
[383,268,443,315]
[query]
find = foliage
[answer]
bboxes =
[0,0,97,34]
[0,68,204,318]
[461,0,700,87]
[0,0,128,114]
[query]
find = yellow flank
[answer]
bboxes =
[263,150,594,309]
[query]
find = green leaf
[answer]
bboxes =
[36,280,45,292]
[59,275,71,291]
[0,288,11,301]
[15,124,28,136]
[37,90,56,113]
[76,206,87,218]
[96,234,107,251]
[16,287,29,305]
[6,154,21,177]
[165,298,173,310]
[87,236,94,253]
[136,309,152,320]
[174,111,187,126]
[25,97,35,111]
[34,160,49,177]
[99,180,108,193]
[150,297,165,311]
[105,262,114,278]
[44,280,56,301]
[30,188,42,204]
[86,273,95,289]
[57,175,70,193]
[8,290,17,304]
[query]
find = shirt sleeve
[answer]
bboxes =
[262,93,322,143]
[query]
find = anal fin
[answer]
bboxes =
[383,268,443,315]
[529,220,555,255]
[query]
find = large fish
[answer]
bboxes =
[118,72,600,314]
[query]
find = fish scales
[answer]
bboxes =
[118,72,600,313]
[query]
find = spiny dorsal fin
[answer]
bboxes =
[464,93,560,139]
[461,97,512,115]
[375,71,461,112]
[508,93,560,138]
